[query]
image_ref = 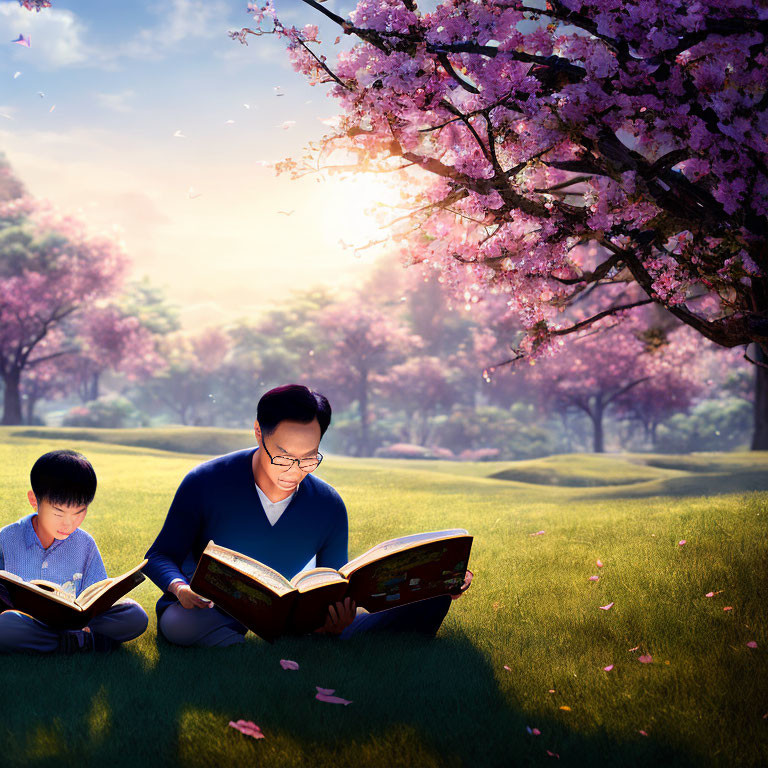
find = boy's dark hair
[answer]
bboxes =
[257,384,331,438]
[30,450,97,507]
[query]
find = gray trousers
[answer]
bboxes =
[159,594,454,648]
[0,599,149,653]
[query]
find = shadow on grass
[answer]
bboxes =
[581,469,768,500]
[0,624,708,768]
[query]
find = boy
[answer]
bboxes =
[0,449,148,654]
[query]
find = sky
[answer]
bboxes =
[0,0,410,328]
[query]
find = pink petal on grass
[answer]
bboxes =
[315,687,352,706]
[638,654,653,664]
[589,576,599,582]
[503,665,512,672]
[280,659,300,671]
[603,664,614,672]
[228,720,265,740]
[678,540,686,546]
[638,730,649,737]
[596,559,604,568]
[747,641,758,649]
[546,750,560,758]
[530,530,546,536]
[599,602,614,610]
[629,646,639,652]
[705,592,715,598]
[526,726,541,736]
[723,606,733,612]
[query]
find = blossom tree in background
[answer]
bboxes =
[0,196,127,425]
[232,0,768,447]
[307,303,421,455]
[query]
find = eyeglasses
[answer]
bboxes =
[261,440,323,472]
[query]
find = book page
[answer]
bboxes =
[340,529,469,577]
[204,543,295,597]
[75,560,147,611]
[75,578,113,606]
[291,568,348,592]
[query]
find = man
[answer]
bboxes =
[144,384,470,647]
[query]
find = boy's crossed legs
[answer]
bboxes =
[0,599,148,654]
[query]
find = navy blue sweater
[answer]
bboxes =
[143,447,348,617]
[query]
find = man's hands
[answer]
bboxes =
[451,569,474,601]
[313,597,356,635]
[171,582,214,609]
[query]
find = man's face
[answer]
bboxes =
[27,490,88,541]
[255,418,322,494]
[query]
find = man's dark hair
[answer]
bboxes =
[257,384,331,438]
[30,450,97,507]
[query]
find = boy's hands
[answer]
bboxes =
[171,582,214,609]
[313,597,356,635]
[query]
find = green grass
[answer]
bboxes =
[0,429,766,767]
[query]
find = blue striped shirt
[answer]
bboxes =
[0,513,108,598]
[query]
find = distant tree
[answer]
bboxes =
[0,194,127,424]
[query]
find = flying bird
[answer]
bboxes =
[277,210,295,216]
[224,119,235,125]
[11,35,30,47]
[273,86,284,96]
[37,91,44,98]
[173,129,186,138]
[13,71,21,79]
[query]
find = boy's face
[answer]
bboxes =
[27,490,88,541]
[254,418,322,495]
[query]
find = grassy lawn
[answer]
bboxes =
[0,428,766,767]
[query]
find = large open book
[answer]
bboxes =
[189,529,472,642]
[0,560,147,630]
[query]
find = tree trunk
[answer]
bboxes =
[359,374,370,457]
[752,344,768,450]
[2,368,22,425]
[590,399,605,453]
[24,394,38,425]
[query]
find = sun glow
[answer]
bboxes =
[316,172,404,259]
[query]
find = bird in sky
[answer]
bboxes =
[173,129,186,138]
[11,34,30,47]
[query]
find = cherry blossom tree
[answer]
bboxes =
[0,197,127,425]
[307,303,420,455]
[233,0,768,448]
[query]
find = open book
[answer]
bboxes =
[0,560,147,630]
[189,529,472,642]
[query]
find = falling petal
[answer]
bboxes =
[529,530,546,536]
[723,606,733,612]
[548,689,556,694]
[599,602,614,611]
[13,71,21,78]
[589,576,599,582]
[224,119,235,124]
[526,726,541,736]
[705,592,715,598]
[546,750,560,758]
[280,659,300,670]
[596,559,604,568]
[228,720,265,739]
[173,129,186,138]
[678,540,686,546]
[603,664,614,672]
[315,687,352,706]
[11,34,31,47]
[638,654,653,664]
[638,730,649,737]
[629,646,639,652]
[747,641,758,649]
[280,120,296,129]
[559,706,571,711]
[503,665,512,672]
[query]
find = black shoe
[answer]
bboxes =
[91,632,120,653]
[57,629,94,654]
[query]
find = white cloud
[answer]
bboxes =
[0,1,90,68]
[95,89,136,114]
[116,0,233,61]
